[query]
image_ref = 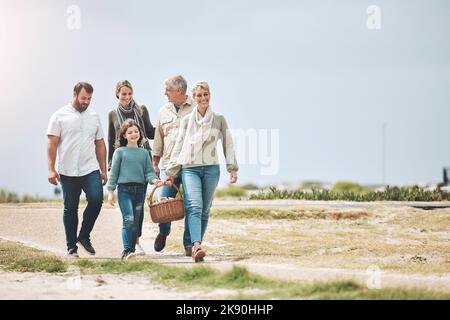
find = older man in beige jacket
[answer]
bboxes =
[152,75,195,253]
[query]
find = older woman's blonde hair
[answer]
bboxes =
[115,80,133,99]
[191,81,210,95]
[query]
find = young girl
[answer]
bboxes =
[108,80,155,256]
[107,119,163,260]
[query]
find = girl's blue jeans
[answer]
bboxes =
[117,184,146,252]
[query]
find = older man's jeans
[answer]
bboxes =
[136,184,147,239]
[59,170,103,251]
[157,170,182,237]
[181,165,220,247]
[117,184,146,252]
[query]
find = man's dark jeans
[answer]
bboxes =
[60,170,103,250]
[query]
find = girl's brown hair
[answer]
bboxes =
[115,119,145,148]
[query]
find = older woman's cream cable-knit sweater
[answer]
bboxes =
[166,112,239,177]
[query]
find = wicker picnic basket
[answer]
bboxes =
[147,184,184,223]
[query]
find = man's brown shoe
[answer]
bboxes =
[154,233,167,252]
[185,247,192,257]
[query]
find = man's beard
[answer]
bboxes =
[74,99,89,112]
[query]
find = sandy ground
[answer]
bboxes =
[1,201,449,299]
[0,272,237,300]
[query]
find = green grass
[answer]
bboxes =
[7,257,67,273]
[210,208,369,220]
[250,186,450,201]
[1,240,449,299]
[234,280,450,300]
[72,261,450,299]
[0,241,67,273]
[73,259,268,291]
[156,265,272,289]
[74,259,158,274]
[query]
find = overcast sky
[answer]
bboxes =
[1,0,449,197]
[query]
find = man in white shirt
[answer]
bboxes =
[47,82,108,258]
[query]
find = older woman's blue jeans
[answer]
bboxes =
[117,184,146,252]
[181,165,220,248]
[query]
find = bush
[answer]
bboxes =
[332,182,368,194]
[0,189,20,203]
[0,189,51,203]
[300,181,325,190]
[250,186,450,202]
[240,183,259,190]
[215,186,247,198]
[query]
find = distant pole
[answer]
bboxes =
[382,122,387,185]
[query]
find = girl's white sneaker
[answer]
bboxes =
[135,243,146,256]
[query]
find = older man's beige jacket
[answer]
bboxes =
[153,96,195,169]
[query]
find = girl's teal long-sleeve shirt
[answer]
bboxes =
[107,147,157,191]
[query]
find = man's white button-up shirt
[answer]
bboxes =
[47,103,104,177]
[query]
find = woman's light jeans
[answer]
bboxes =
[181,165,220,248]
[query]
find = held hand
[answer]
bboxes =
[165,176,175,187]
[107,192,115,207]
[154,166,161,179]
[48,170,60,186]
[154,179,165,187]
[101,172,108,185]
[230,170,238,184]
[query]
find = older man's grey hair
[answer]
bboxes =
[165,75,187,94]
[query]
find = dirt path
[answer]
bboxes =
[0,271,238,300]
[1,202,449,298]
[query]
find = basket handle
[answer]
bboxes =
[147,183,182,205]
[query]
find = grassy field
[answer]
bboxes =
[250,186,450,201]
[1,239,449,299]
[161,206,450,275]
[1,201,449,299]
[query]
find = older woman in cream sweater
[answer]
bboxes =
[166,81,238,262]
